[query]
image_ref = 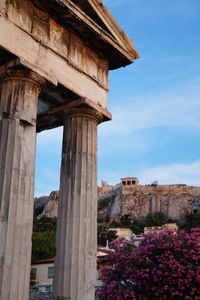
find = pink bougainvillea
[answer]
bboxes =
[96,228,200,300]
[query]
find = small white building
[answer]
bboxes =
[132,233,143,247]
[109,227,133,241]
[31,258,54,292]
[31,248,113,291]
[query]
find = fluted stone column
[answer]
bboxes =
[0,70,45,300]
[54,108,103,300]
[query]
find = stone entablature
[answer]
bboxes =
[6,0,109,92]
[0,0,139,132]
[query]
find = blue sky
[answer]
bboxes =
[35,0,200,196]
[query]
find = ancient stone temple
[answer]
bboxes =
[0,1,139,299]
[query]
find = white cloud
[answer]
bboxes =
[35,78,200,194]
[35,167,60,196]
[36,79,200,159]
[97,78,200,157]
[98,159,200,187]
[99,79,200,137]
[139,159,200,186]
[99,130,161,157]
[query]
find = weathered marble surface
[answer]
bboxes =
[53,108,102,300]
[0,70,44,300]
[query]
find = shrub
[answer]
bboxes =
[96,228,200,299]
[179,212,200,232]
[32,231,56,261]
[97,224,117,246]
[98,198,111,211]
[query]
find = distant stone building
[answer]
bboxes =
[97,181,114,199]
[121,177,139,186]
[109,227,133,241]
[144,223,178,234]
[132,234,143,247]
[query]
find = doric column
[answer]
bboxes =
[53,108,103,300]
[0,70,45,300]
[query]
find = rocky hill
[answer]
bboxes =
[34,191,58,218]
[98,179,200,220]
[34,178,200,220]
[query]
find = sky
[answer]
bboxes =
[35,0,200,196]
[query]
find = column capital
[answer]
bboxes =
[0,69,46,91]
[0,69,45,125]
[63,107,104,124]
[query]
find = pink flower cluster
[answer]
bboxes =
[96,228,200,299]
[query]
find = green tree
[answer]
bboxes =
[109,220,121,228]
[32,216,57,261]
[179,212,200,231]
[32,231,56,261]
[120,214,132,226]
[145,212,169,226]
[34,205,45,216]
[97,224,117,246]
[33,216,57,232]
[130,218,144,235]
[98,197,111,211]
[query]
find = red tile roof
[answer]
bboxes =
[32,257,55,264]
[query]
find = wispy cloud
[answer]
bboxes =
[34,0,200,195]
[97,77,200,160]
[139,159,200,186]
[99,78,200,138]
[98,159,200,187]
[35,168,60,196]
